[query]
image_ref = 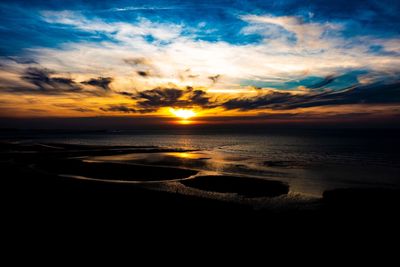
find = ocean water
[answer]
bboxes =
[4,129,400,196]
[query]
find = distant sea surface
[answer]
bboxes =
[2,128,400,196]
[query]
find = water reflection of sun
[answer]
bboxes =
[166,152,199,159]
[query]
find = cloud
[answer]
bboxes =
[208,74,221,84]
[0,67,114,96]
[53,103,94,113]
[100,104,137,113]
[6,57,37,65]
[187,87,211,106]
[81,77,113,91]
[41,11,183,41]
[33,11,400,93]
[134,87,185,112]
[222,82,400,111]
[118,86,214,113]
[123,57,151,66]
[20,67,82,94]
[222,90,294,110]
[241,14,342,51]
[109,6,185,12]
[1,10,400,118]
[308,75,337,89]
[71,107,94,112]
[136,70,150,77]
[293,82,400,108]
[123,57,158,78]
[117,91,135,97]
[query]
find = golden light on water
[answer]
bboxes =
[177,120,193,125]
[165,152,201,159]
[170,108,196,120]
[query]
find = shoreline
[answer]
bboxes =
[2,141,400,219]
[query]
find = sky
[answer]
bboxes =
[0,0,400,127]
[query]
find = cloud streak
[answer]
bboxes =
[81,77,113,91]
[222,82,400,111]
[20,67,82,94]
[100,104,137,113]
[1,67,113,96]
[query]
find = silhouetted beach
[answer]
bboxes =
[2,139,399,223]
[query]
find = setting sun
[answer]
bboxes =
[170,108,196,120]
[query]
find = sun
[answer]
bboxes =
[170,108,196,120]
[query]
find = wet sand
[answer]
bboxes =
[2,141,400,223]
[181,175,289,198]
[36,159,198,182]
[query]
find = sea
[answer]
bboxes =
[2,128,400,196]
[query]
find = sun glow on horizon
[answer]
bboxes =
[169,108,196,120]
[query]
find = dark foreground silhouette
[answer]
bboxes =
[181,175,289,197]
[2,141,400,228]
